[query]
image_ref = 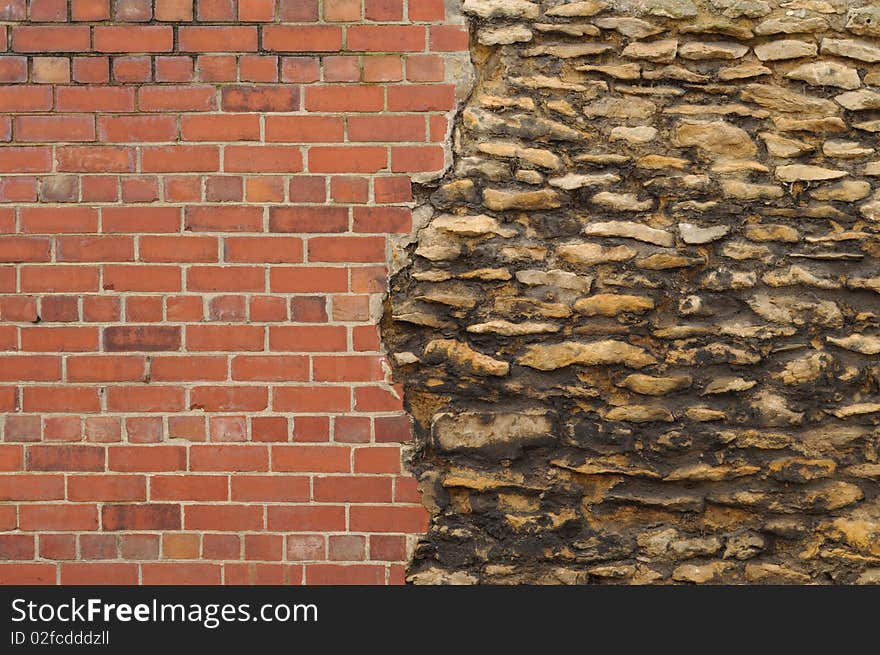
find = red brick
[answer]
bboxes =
[139,87,216,114]
[263,26,342,52]
[185,205,262,231]
[354,445,401,473]
[365,0,403,21]
[309,146,387,173]
[273,386,350,412]
[350,505,427,533]
[24,195,79,226]
[150,475,228,501]
[155,0,192,20]
[103,504,181,530]
[245,534,283,560]
[142,563,221,584]
[102,207,182,233]
[23,387,101,413]
[181,114,260,141]
[20,504,98,531]
[349,25,425,51]
[57,86,135,112]
[225,237,303,263]
[72,0,110,20]
[0,146,52,172]
[306,563,385,584]
[106,386,185,412]
[0,474,64,500]
[269,206,348,233]
[272,445,350,472]
[231,355,309,381]
[185,504,263,530]
[267,505,345,531]
[20,326,99,352]
[186,325,264,351]
[315,476,392,502]
[0,564,56,584]
[15,115,94,142]
[353,206,411,233]
[108,446,186,472]
[305,86,383,112]
[265,116,344,142]
[180,26,259,52]
[56,145,135,172]
[0,237,51,263]
[221,85,299,112]
[67,356,145,382]
[225,145,304,173]
[99,115,177,142]
[238,0,274,21]
[231,475,310,501]
[190,445,268,471]
[0,535,36,560]
[57,236,134,262]
[142,146,221,173]
[68,475,146,501]
[329,534,365,561]
[12,26,90,52]
[94,26,173,52]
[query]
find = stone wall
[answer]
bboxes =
[386,0,880,584]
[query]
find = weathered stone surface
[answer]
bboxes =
[557,242,637,264]
[483,188,562,211]
[594,17,663,39]
[623,39,678,62]
[775,165,848,182]
[822,37,880,63]
[672,120,756,157]
[461,0,539,19]
[545,1,606,17]
[678,41,748,60]
[478,25,534,46]
[718,62,771,80]
[835,89,880,111]
[642,0,698,19]
[760,132,813,157]
[785,61,861,90]
[424,339,509,377]
[389,2,880,586]
[742,84,838,116]
[827,334,880,355]
[574,294,655,316]
[619,374,691,395]
[433,411,552,451]
[754,40,819,61]
[518,340,656,370]
[583,221,674,246]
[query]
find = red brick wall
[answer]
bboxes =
[0,0,467,584]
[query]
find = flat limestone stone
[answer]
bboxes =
[622,39,678,62]
[433,411,552,451]
[461,0,540,19]
[545,0,606,16]
[775,164,848,182]
[583,221,674,247]
[518,340,657,370]
[573,293,655,316]
[754,40,818,61]
[483,188,562,211]
[821,38,880,62]
[678,223,730,244]
[785,61,861,89]
[835,89,880,110]
[678,41,748,60]
[672,119,756,157]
